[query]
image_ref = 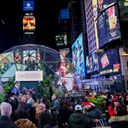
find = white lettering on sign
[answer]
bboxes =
[15,71,43,81]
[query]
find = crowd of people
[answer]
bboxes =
[0,89,128,128]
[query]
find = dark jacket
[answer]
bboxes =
[57,106,72,128]
[11,109,29,122]
[0,116,17,128]
[69,112,94,128]
[109,115,128,128]
[84,106,103,119]
[38,110,56,128]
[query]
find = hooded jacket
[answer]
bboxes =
[69,112,94,128]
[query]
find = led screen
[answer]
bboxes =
[23,1,34,11]
[59,9,70,20]
[96,0,121,48]
[72,33,86,79]
[23,15,36,31]
[98,48,120,73]
[86,51,99,73]
[55,34,67,46]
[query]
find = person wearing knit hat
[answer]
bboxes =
[82,101,103,119]
[75,104,83,111]
[82,102,95,108]
[69,104,97,128]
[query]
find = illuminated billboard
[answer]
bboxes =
[23,1,34,11]
[86,51,99,74]
[72,33,86,79]
[98,48,120,75]
[96,0,121,48]
[55,34,67,46]
[23,15,36,33]
[58,9,70,20]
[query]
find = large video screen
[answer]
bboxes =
[23,15,36,31]
[23,1,34,11]
[55,34,67,46]
[98,48,120,74]
[96,0,121,48]
[72,33,86,79]
[86,51,99,74]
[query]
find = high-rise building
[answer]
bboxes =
[80,0,88,56]
[68,0,82,43]
[56,8,70,47]
[85,0,98,54]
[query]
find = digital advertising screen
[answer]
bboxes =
[23,15,36,32]
[86,51,99,74]
[96,0,121,48]
[86,55,93,73]
[98,48,120,74]
[59,9,70,20]
[72,33,86,79]
[23,1,34,11]
[55,34,67,46]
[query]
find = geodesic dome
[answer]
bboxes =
[0,44,70,81]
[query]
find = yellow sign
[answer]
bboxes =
[109,16,117,30]
[100,69,113,74]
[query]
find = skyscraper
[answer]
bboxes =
[68,0,82,43]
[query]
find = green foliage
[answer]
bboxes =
[54,87,64,97]
[87,96,105,111]
[2,78,14,94]
[43,75,52,87]
[39,75,53,98]
[0,77,15,103]
[0,93,5,103]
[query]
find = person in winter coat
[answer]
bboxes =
[109,108,128,128]
[51,94,60,121]
[38,103,57,128]
[11,97,29,122]
[82,102,103,119]
[57,99,73,128]
[69,104,96,128]
[0,102,17,128]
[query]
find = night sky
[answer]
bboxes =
[0,0,69,52]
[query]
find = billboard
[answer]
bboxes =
[55,34,67,46]
[16,71,43,81]
[58,9,70,20]
[96,0,121,48]
[23,1,34,11]
[98,48,120,75]
[86,51,99,73]
[72,33,86,79]
[23,14,36,34]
